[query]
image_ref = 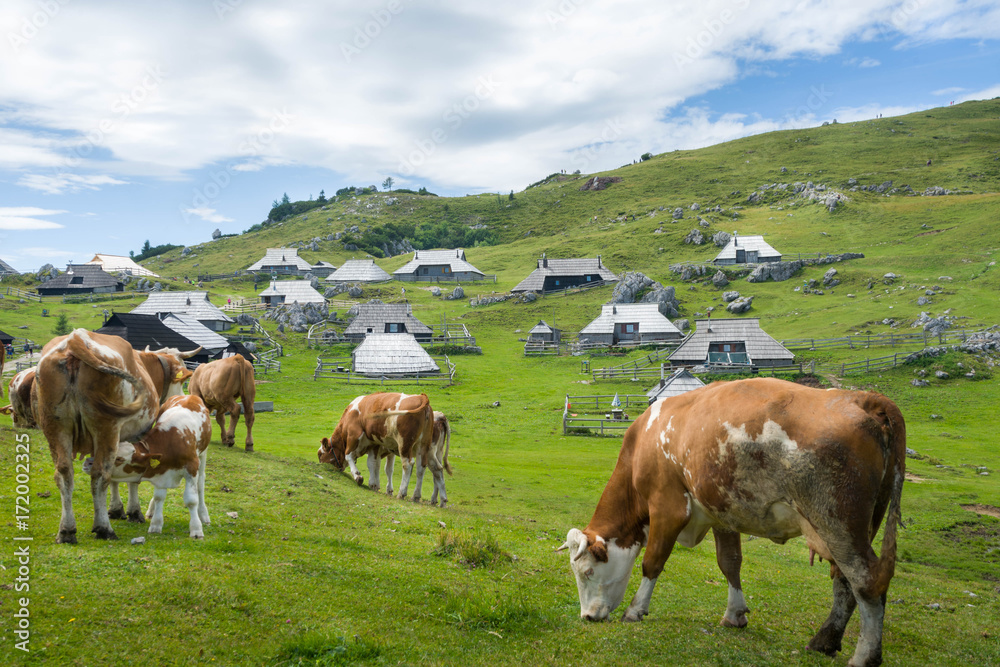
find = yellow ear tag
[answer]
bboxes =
[175,371,185,380]
[149,458,160,469]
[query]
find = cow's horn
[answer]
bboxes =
[144,345,151,352]
[179,346,203,359]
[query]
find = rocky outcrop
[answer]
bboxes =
[712,231,731,248]
[711,271,729,288]
[726,296,754,313]
[683,229,705,245]
[262,302,329,333]
[747,260,804,283]
[611,272,681,318]
[722,291,740,303]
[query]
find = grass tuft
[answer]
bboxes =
[271,632,384,666]
[433,528,514,568]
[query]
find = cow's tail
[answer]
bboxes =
[872,397,906,596]
[64,332,148,417]
[240,355,256,410]
[441,418,452,476]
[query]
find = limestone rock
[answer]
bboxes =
[726,296,754,313]
[711,271,729,288]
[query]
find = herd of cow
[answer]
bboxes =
[3,328,907,666]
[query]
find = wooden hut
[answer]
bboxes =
[645,368,705,404]
[527,320,561,343]
[258,280,326,306]
[309,261,337,278]
[667,318,794,368]
[713,233,782,265]
[85,253,159,278]
[0,257,18,278]
[246,248,313,275]
[36,264,124,296]
[392,248,484,282]
[131,291,234,331]
[325,259,392,284]
[511,254,617,293]
[343,303,433,342]
[352,334,440,375]
[96,313,213,363]
[579,304,683,346]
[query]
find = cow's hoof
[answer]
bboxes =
[412,496,422,504]
[354,476,364,487]
[720,612,748,628]
[56,529,78,544]
[244,445,254,453]
[191,534,204,540]
[439,501,448,509]
[385,489,394,497]
[92,526,118,540]
[622,610,646,623]
[226,442,234,448]
[108,507,126,520]
[806,638,842,658]
[126,510,146,524]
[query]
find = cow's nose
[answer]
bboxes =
[583,613,599,622]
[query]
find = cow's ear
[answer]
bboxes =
[590,540,609,563]
[321,437,330,449]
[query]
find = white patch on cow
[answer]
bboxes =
[348,395,365,413]
[394,393,413,410]
[11,370,30,392]
[761,419,798,453]
[623,576,658,621]
[77,331,125,365]
[159,405,206,439]
[569,533,643,621]
[645,399,665,431]
[718,421,748,458]
[676,494,716,548]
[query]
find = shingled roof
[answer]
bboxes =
[713,234,782,263]
[646,368,706,402]
[343,303,432,339]
[36,264,123,294]
[86,253,159,277]
[392,248,484,278]
[668,318,794,365]
[246,248,313,272]
[96,313,205,356]
[258,280,326,305]
[352,333,440,375]
[325,259,392,283]
[0,257,18,277]
[580,304,682,337]
[131,291,234,324]
[511,256,617,292]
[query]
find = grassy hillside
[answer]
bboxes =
[1,99,998,666]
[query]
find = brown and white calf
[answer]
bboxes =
[409,411,453,506]
[559,377,905,667]
[318,392,441,502]
[84,394,211,538]
[2,367,37,429]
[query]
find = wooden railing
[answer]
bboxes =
[781,328,986,351]
[314,354,456,385]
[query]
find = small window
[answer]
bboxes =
[723,344,731,352]
[555,279,560,286]
[71,277,84,284]
[386,323,401,333]
[443,267,450,274]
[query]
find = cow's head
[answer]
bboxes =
[558,528,641,621]
[318,430,346,470]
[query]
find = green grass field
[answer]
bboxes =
[1,100,999,666]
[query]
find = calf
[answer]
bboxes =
[409,411,453,507]
[2,368,37,429]
[85,394,212,538]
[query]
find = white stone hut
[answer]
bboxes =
[325,259,392,283]
[352,333,440,375]
[645,369,706,404]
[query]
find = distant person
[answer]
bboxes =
[926,159,932,166]
[23,342,31,358]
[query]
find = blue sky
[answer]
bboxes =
[1,0,998,272]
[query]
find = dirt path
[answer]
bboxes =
[822,373,843,389]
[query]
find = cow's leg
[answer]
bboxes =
[147,486,168,534]
[226,406,241,448]
[397,456,415,500]
[241,401,254,453]
[197,450,210,525]
[344,451,364,486]
[49,437,77,544]
[830,552,887,667]
[89,452,117,540]
[183,473,205,539]
[125,482,145,523]
[108,483,125,519]
[713,527,749,628]
[367,452,381,492]
[622,490,688,622]
[383,453,395,497]
[215,410,230,446]
[411,454,426,503]
[808,564,857,657]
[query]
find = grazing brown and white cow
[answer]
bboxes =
[33,329,163,542]
[318,392,439,502]
[84,394,211,538]
[2,367,37,429]
[109,346,200,523]
[189,354,256,452]
[559,377,905,667]
[411,410,453,507]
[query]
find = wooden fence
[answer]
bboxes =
[2,286,148,304]
[562,393,646,436]
[781,328,985,351]
[587,344,681,379]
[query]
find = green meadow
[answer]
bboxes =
[1,100,998,665]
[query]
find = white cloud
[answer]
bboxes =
[932,86,966,96]
[0,1,997,194]
[0,206,67,230]
[17,173,128,195]
[182,207,234,223]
